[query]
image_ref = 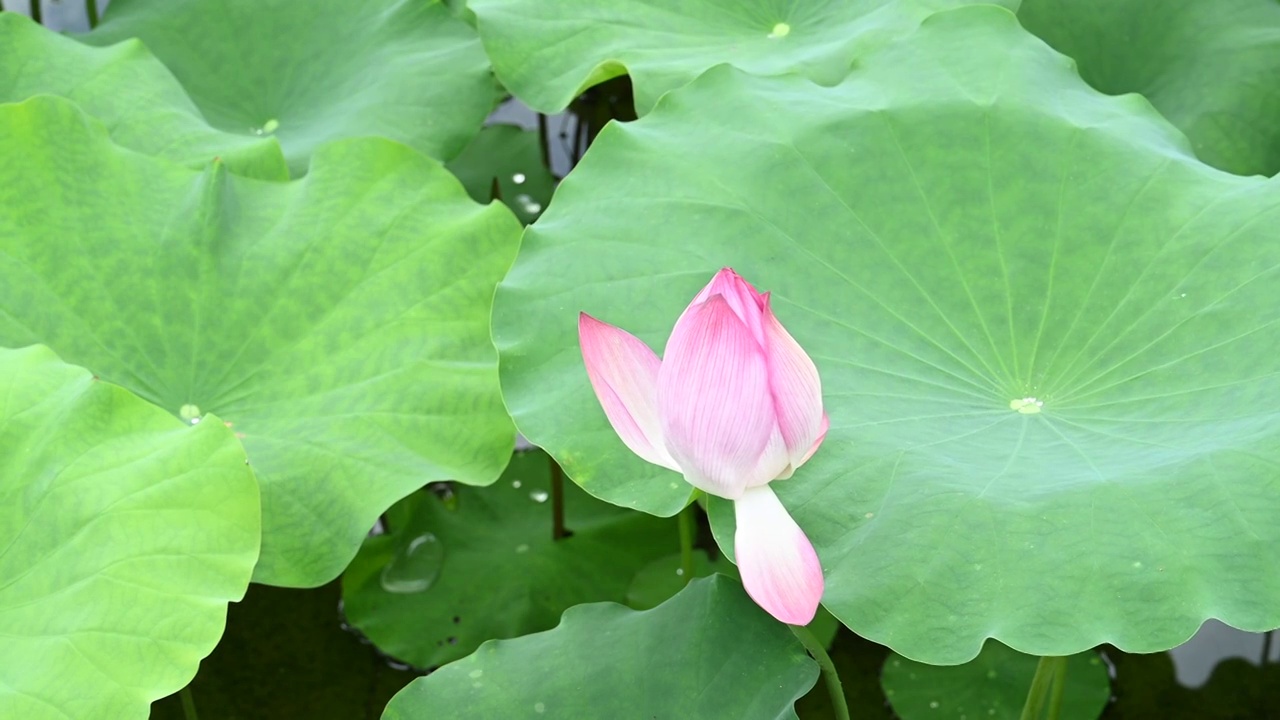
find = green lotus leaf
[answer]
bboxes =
[84,0,495,175]
[0,345,259,720]
[881,643,1110,719]
[0,12,285,179]
[342,450,678,668]
[381,575,819,719]
[1019,0,1280,177]
[0,96,520,587]
[468,0,1017,114]
[446,124,557,224]
[493,4,1280,663]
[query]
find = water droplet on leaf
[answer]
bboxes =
[768,22,790,38]
[530,489,549,503]
[379,533,444,593]
[512,172,527,184]
[514,193,543,215]
[1009,397,1044,414]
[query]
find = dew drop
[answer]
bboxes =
[929,700,939,709]
[768,22,791,38]
[534,702,546,714]
[1009,397,1044,414]
[512,172,527,184]
[675,567,685,576]
[179,404,201,423]
[515,543,530,554]
[469,669,483,679]
[514,193,543,215]
[261,118,279,133]
[512,480,523,489]
[530,489,549,503]
[379,533,444,594]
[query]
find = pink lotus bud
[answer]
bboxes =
[579,268,826,624]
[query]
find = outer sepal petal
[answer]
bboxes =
[579,313,679,471]
[733,485,824,625]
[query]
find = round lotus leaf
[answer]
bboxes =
[342,450,678,668]
[1019,0,1280,177]
[0,12,285,179]
[381,575,818,719]
[881,643,1110,720]
[84,0,495,175]
[493,5,1280,663]
[0,96,520,587]
[0,345,259,719]
[468,0,1017,115]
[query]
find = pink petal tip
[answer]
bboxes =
[733,485,823,625]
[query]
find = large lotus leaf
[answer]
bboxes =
[468,0,1018,115]
[493,5,1280,663]
[1019,0,1280,177]
[0,12,285,179]
[83,0,495,175]
[0,345,259,720]
[0,96,520,587]
[881,643,1110,719]
[342,450,679,668]
[381,575,818,719]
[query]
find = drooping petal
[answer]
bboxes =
[734,485,824,625]
[658,295,789,499]
[579,313,679,471]
[761,296,825,468]
[686,268,766,347]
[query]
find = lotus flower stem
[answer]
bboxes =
[677,503,696,587]
[1019,655,1067,720]
[1263,630,1274,666]
[790,624,848,720]
[85,0,98,28]
[30,0,42,25]
[548,455,568,541]
[180,686,199,720]
[1046,659,1066,720]
[537,113,551,170]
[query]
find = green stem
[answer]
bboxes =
[677,503,696,586]
[537,113,551,171]
[30,0,42,24]
[85,0,98,28]
[179,686,199,720]
[1019,656,1067,720]
[1046,657,1067,720]
[1263,631,1274,666]
[549,457,567,540]
[791,624,849,720]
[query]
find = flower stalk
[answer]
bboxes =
[791,624,849,720]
